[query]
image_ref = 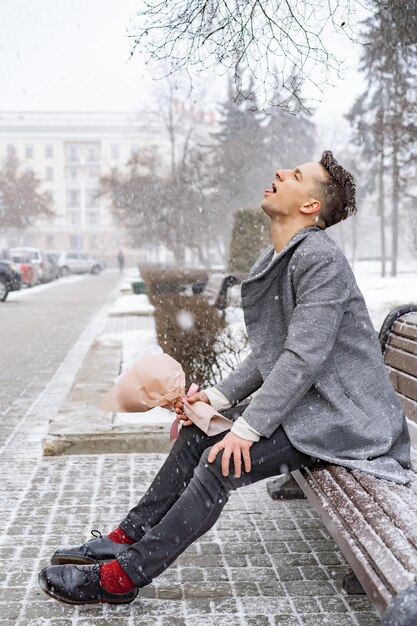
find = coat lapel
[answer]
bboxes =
[244,226,322,286]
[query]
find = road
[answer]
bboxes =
[0,270,120,448]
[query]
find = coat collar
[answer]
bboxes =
[243,225,322,285]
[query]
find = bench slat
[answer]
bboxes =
[312,467,414,593]
[328,467,417,576]
[398,313,417,327]
[293,466,391,615]
[352,470,417,552]
[385,346,417,379]
[387,367,417,404]
[389,333,417,356]
[398,372,417,400]
[398,394,417,423]
[393,320,417,340]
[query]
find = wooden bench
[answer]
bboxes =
[275,305,417,625]
[193,273,239,310]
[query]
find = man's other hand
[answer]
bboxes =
[174,391,210,427]
[207,431,254,478]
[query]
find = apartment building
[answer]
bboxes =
[0,110,166,263]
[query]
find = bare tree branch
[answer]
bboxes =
[129,0,371,111]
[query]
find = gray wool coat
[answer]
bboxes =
[215,225,413,485]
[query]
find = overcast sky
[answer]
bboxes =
[0,0,366,130]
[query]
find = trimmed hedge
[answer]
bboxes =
[140,265,225,388]
[228,208,270,274]
[140,265,208,300]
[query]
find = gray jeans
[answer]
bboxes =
[117,403,318,587]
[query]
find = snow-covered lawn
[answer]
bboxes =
[353,260,417,330]
[109,293,155,316]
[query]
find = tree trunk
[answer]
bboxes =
[391,146,399,277]
[379,126,386,277]
[391,45,400,278]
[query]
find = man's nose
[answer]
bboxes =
[275,169,290,181]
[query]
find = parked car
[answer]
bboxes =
[8,250,39,287]
[57,252,102,276]
[0,260,22,301]
[9,247,56,283]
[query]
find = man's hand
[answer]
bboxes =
[174,391,210,427]
[208,431,253,478]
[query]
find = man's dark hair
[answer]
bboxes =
[316,151,357,228]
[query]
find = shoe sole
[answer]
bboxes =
[38,570,138,605]
[50,555,109,566]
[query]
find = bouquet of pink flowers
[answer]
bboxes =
[98,350,233,439]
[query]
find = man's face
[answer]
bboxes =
[261,161,327,219]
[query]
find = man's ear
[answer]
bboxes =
[300,198,321,215]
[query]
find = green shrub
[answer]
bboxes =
[153,294,226,389]
[140,265,208,302]
[228,208,270,274]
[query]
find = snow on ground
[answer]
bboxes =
[109,293,155,316]
[352,260,417,330]
[7,274,84,300]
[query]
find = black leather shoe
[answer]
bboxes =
[51,530,130,565]
[38,563,138,605]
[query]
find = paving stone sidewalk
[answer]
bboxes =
[0,278,381,626]
[0,453,380,626]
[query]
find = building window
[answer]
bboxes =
[67,167,77,180]
[131,144,139,154]
[86,189,99,208]
[67,211,81,226]
[87,146,98,162]
[70,235,83,250]
[89,235,98,249]
[7,144,15,159]
[66,190,81,208]
[111,144,119,160]
[25,144,34,158]
[87,211,100,226]
[45,167,54,182]
[66,144,79,163]
[45,144,54,158]
[88,165,100,179]
[46,235,55,249]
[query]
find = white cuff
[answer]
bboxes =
[203,387,232,411]
[231,416,262,442]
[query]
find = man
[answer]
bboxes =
[38,151,412,605]
[116,249,125,273]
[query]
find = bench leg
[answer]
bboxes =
[342,572,366,595]
[266,474,306,500]
[381,584,417,626]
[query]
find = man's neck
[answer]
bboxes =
[271,219,316,253]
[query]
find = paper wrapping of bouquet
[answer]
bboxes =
[98,351,233,439]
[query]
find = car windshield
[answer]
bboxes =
[11,249,38,262]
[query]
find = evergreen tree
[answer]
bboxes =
[347,5,417,276]
[228,208,270,274]
[263,73,317,169]
[210,76,267,240]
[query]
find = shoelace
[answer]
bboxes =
[73,563,100,586]
[90,529,103,540]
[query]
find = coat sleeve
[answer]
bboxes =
[240,250,351,437]
[213,351,264,406]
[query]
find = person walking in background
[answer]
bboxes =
[116,250,125,273]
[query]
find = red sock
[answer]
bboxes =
[100,560,135,593]
[107,527,134,544]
